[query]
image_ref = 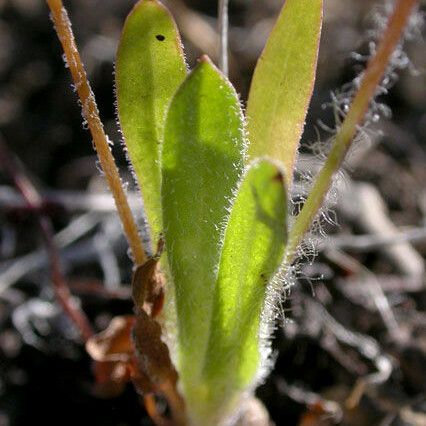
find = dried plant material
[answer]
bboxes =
[86,315,157,398]
[86,316,135,362]
[85,300,183,420]
[144,394,171,426]
[0,139,94,342]
[133,310,178,388]
[132,258,165,318]
[93,360,131,399]
[86,316,135,398]
[133,310,185,424]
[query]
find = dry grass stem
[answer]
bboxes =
[46,0,147,266]
[287,0,419,260]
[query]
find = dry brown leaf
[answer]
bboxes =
[132,259,165,318]
[85,316,135,398]
[85,239,185,423]
[133,309,178,387]
[93,360,131,398]
[86,315,135,362]
[133,310,186,425]
[133,237,165,319]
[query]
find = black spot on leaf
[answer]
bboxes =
[156,34,165,41]
[272,171,284,183]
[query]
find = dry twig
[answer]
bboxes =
[0,138,94,342]
[45,0,147,266]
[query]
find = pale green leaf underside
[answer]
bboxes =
[116,0,186,248]
[246,0,323,189]
[161,58,246,393]
[201,160,287,418]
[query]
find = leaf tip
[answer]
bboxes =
[198,54,215,67]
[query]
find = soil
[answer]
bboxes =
[0,1,425,425]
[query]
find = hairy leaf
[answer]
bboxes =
[246,0,323,189]
[201,159,287,420]
[161,57,246,397]
[116,0,186,246]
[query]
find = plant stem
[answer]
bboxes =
[218,0,229,76]
[0,138,94,342]
[46,0,147,266]
[286,0,418,262]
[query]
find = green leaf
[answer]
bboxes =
[161,57,246,397]
[246,0,323,189]
[200,159,287,421]
[116,0,186,247]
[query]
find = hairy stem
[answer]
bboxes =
[286,0,418,262]
[46,0,147,266]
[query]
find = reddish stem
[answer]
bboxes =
[287,0,419,260]
[0,138,94,342]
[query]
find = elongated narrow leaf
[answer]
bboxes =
[161,57,246,395]
[246,0,323,189]
[200,160,287,420]
[116,0,186,247]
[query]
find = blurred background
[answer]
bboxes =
[0,0,425,425]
